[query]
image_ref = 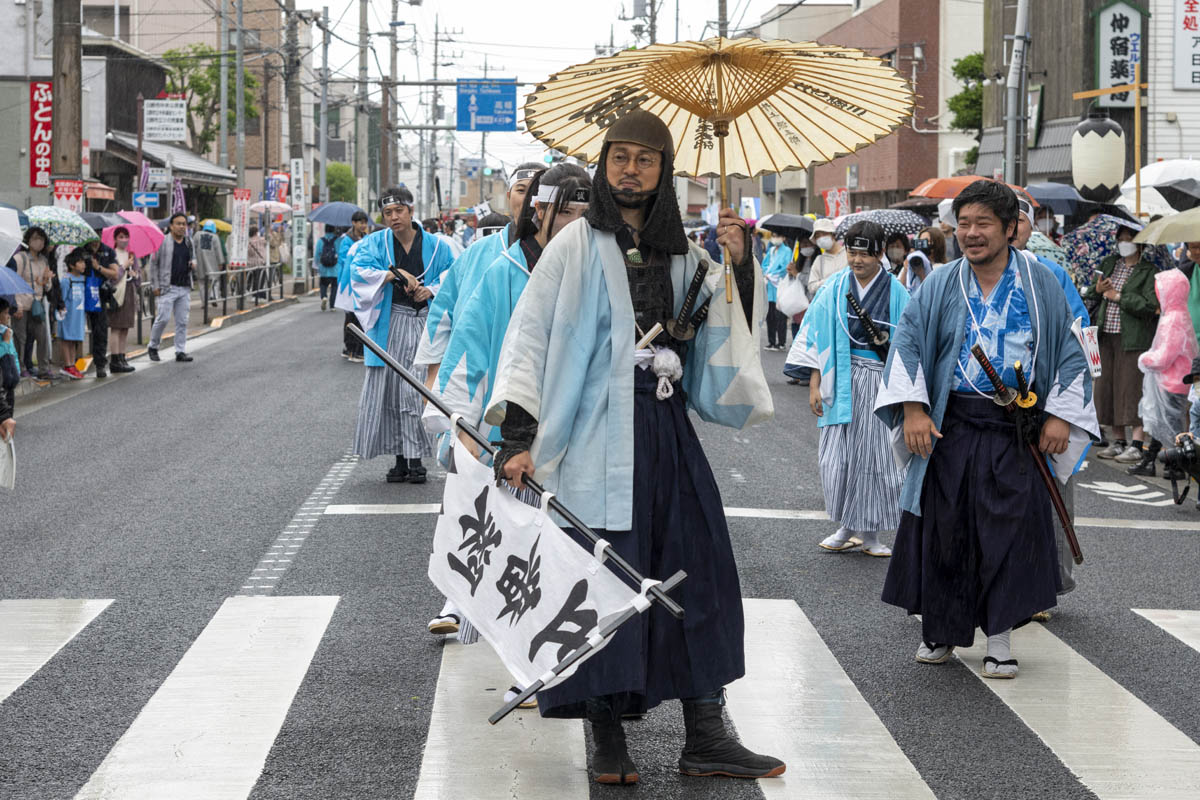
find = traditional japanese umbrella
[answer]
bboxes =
[24,206,97,246]
[249,200,293,215]
[1154,178,1200,212]
[523,36,914,299]
[834,208,928,239]
[1025,230,1066,266]
[1134,207,1200,246]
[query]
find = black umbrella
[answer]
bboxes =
[1155,178,1200,212]
[757,213,813,240]
[79,211,126,231]
[1025,182,1087,217]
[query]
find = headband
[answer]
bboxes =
[534,184,590,205]
[508,168,540,189]
[1017,197,1035,225]
[479,225,506,236]
[846,235,882,255]
[379,193,412,210]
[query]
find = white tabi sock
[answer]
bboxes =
[984,629,1018,677]
[438,599,459,619]
[819,527,856,550]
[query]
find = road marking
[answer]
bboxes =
[0,599,112,704]
[74,595,339,800]
[1132,609,1200,653]
[413,640,588,800]
[727,600,935,798]
[322,504,1200,531]
[1079,480,1177,507]
[239,454,357,596]
[956,624,1200,798]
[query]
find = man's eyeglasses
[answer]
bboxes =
[609,151,661,171]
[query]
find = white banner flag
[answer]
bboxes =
[229,188,251,268]
[429,439,644,691]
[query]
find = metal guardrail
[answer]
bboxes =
[201,263,286,325]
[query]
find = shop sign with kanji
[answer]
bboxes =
[1174,0,1200,89]
[1095,1,1147,108]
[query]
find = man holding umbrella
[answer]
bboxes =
[488,110,783,784]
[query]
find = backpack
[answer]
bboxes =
[319,233,339,267]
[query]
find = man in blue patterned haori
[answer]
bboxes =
[788,220,909,556]
[875,180,1098,679]
[347,187,456,484]
[486,110,783,785]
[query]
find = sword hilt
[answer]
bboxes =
[665,259,711,341]
[970,344,1017,406]
[1013,360,1038,408]
[845,291,889,347]
[690,297,712,327]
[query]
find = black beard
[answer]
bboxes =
[612,187,656,208]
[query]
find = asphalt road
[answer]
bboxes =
[2,297,1198,800]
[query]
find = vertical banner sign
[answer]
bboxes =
[356,177,368,212]
[1095,2,1144,108]
[291,214,307,282]
[1175,0,1200,89]
[52,179,84,212]
[29,81,53,188]
[230,188,252,268]
[822,187,850,217]
[289,158,307,214]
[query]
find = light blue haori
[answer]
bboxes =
[346,226,455,369]
[428,240,531,444]
[415,223,512,367]
[484,218,774,530]
[762,240,790,303]
[787,267,909,429]
[874,247,1100,517]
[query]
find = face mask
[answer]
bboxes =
[815,235,833,251]
[770,237,783,246]
[1118,241,1138,258]
[1035,217,1053,234]
[887,247,905,262]
[799,246,815,257]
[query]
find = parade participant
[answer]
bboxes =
[790,220,909,556]
[486,109,781,784]
[761,233,791,350]
[349,187,455,484]
[875,180,1098,678]
[423,163,590,707]
[335,211,370,361]
[414,163,542,375]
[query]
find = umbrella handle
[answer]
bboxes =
[718,129,733,304]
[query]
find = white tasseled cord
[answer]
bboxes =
[652,347,683,400]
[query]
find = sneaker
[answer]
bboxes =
[1096,441,1126,459]
[321,298,328,311]
[1114,445,1144,463]
[341,350,350,359]
[175,352,194,362]
[348,354,364,363]
[147,347,161,362]
[61,366,83,380]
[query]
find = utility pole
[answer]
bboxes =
[51,0,82,183]
[448,134,456,211]
[357,0,369,200]
[262,65,271,193]
[219,0,228,168]
[286,0,302,162]
[380,81,390,196]
[718,0,728,37]
[390,0,399,187]
[1002,0,1030,185]
[676,0,680,41]
[649,0,657,44]
[235,0,246,185]
[428,15,442,217]
[478,54,492,204]
[319,6,329,203]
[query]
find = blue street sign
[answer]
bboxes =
[132,191,159,208]
[456,79,518,132]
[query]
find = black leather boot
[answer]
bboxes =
[95,357,107,378]
[1127,442,1160,477]
[586,697,638,785]
[110,354,135,374]
[407,458,427,484]
[679,691,785,779]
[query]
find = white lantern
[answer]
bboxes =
[1071,115,1125,203]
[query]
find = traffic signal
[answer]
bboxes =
[483,167,493,176]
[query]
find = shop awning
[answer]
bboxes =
[84,181,116,201]
[105,131,237,190]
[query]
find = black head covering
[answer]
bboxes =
[585,109,689,256]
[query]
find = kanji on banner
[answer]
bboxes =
[429,439,643,693]
[29,81,52,188]
[822,187,850,217]
[53,179,84,213]
[229,188,252,268]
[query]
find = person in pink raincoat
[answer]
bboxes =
[1130,268,1198,478]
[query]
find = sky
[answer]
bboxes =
[297,0,845,173]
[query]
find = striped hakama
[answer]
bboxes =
[353,305,433,460]
[817,355,903,532]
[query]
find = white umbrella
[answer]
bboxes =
[1120,159,1200,218]
[248,200,293,215]
[0,208,23,265]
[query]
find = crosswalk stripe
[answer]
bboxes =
[726,600,936,798]
[413,639,588,799]
[74,596,339,800]
[1132,609,1200,653]
[957,624,1200,798]
[0,599,112,704]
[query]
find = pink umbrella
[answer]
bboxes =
[100,210,165,257]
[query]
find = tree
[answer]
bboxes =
[947,52,984,168]
[162,44,260,157]
[326,162,357,203]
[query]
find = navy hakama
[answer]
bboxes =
[881,393,1062,646]
[538,367,746,718]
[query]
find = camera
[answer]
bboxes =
[1160,434,1200,506]
[911,238,931,254]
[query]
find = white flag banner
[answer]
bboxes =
[429,438,645,691]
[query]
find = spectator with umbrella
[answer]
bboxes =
[81,236,119,378]
[57,248,89,379]
[105,227,139,373]
[8,227,53,379]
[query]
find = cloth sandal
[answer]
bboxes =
[860,542,892,557]
[981,656,1019,679]
[915,642,955,664]
[819,534,859,552]
[427,614,460,635]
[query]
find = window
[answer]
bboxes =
[400,162,413,171]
